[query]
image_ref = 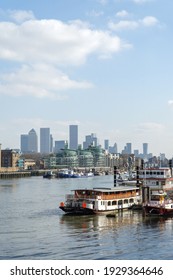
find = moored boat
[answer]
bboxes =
[59,166,141,215]
[143,190,173,216]
[43,170,55,179]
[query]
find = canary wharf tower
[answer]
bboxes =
[69,125,78,150]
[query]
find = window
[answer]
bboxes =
[112,201,117,205]
[118,200,122,205]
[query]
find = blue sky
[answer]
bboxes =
[0,0,173,157]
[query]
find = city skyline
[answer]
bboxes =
[19,125,153,157]
[1,1,173,157]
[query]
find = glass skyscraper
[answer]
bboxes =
[40,128,51,154]
[69,125,78,150]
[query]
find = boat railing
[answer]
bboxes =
[66,192,137,200]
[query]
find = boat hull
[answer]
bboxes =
[59,206,95,215]
[144,205,173,216]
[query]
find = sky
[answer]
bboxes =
[0,0,173,157]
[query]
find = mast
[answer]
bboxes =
[114,165,117,187]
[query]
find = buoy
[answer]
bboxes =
[82,202,86,208]
[60,202,64,207]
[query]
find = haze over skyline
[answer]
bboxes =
[0,0,173,157]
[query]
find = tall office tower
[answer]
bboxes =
[143,143,148,156]
[69,125,78,150]
[50,134,53,153]
[104,139,109,150]
[28,129,38,153]
[126,143,132,154]
[40,128,50,154]
[83,133,98,149]
[54,140,68,153]
[20,134,29,153]
[134,149,139,157]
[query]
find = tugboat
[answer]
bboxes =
[143,190,173,216]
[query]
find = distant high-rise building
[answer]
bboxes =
[69,125,78,150]
[104,140,109,150]
[143,143,148,156]
[28,129,38,153]
[126,143,132,154]
[20,134,29,153]
[50,134,53,153]
[134,149,139,157]
[54,140,68,153]
[109,143,118,154]
[40,128,51,154]
[83,133,98,150]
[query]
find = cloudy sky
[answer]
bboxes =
[0,0,173,157]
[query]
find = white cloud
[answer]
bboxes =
[109,20,139,31]
[108,16,158,31]
[0,14,132,98]
[97,0,108,5]
[87,10,104,18]
[132,0,153,4]
[8,9,35,23]
[168,100,173,106]
[0,19,128,65]
[116,10,129,18]
[0,64,93,99]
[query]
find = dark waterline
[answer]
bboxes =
[0,176,173,260]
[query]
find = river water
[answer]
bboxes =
[0,175,173,260]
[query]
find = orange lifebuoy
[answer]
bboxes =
[82,202,86,208]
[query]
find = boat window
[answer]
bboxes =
[129,198,134,203]
[124,199,128,204]
[118,200,123,205]
[112,201,117,205]
[108,201,111,206]
[151,195,160,201]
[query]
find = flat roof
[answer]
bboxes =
[73,186,139,193]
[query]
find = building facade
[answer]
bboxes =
[28,129,38,153]
[69,125,78,150]
[40,128,51,154]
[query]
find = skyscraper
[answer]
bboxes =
[126,143,132,154]
[83,133,98,149]
[20,129,38,153]
[143,143,148,156]
[69,125,78,150]
[20,134,29,153]
[104,139,109,150]
[28,129,38,153]
[40,128,51,154]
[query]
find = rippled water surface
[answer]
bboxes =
[1,175,173,260]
